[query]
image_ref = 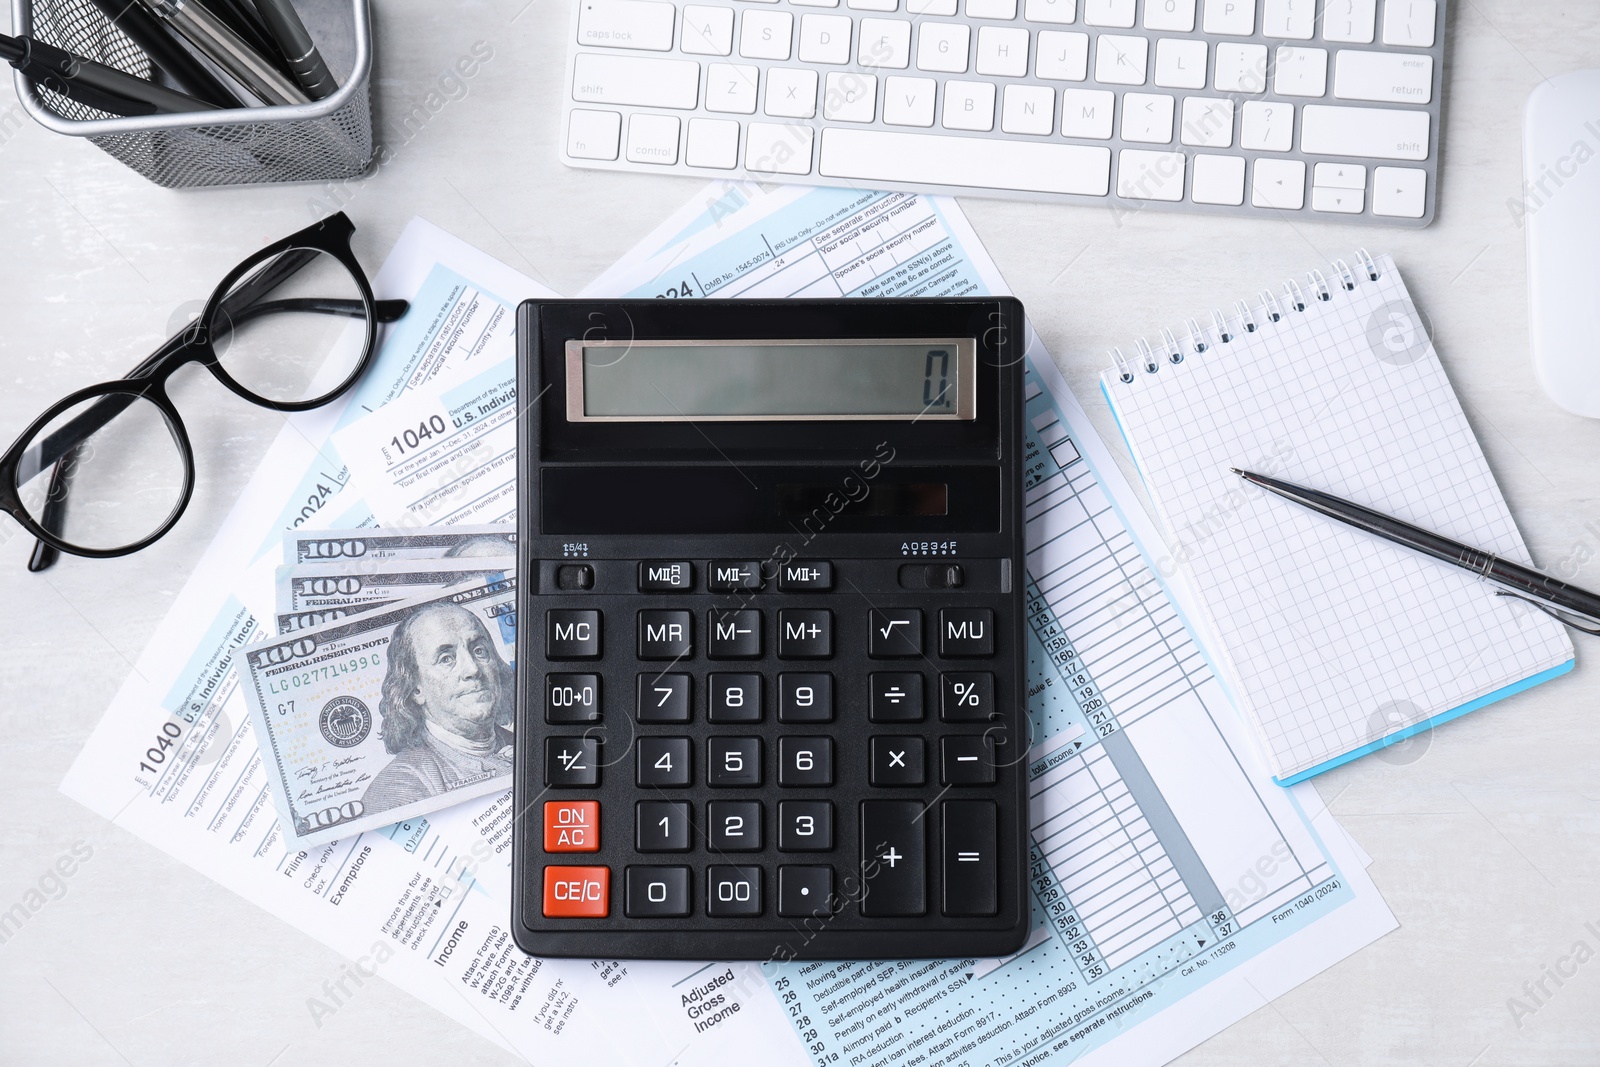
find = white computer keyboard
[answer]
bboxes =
[562,0,1445,225]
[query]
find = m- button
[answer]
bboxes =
[544,800,600,852]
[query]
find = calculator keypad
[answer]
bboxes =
[523,556,1019,948]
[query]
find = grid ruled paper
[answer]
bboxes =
[1101,254,1574,780]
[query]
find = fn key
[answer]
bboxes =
[942,800,997,916]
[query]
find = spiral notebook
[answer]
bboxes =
[1100,252,1575,784]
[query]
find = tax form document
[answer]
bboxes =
[502,182,1393,1067]
[56,220,638,1064]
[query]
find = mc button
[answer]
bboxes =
[542,865,610,917]
[547,609,602,659]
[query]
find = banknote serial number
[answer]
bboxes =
[267,653,382,697]
[136,720,185,776]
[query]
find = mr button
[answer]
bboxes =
[544,800,600,852]
[543,865,609,917]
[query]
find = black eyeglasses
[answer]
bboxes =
[1,212,407,570]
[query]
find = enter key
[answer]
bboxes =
[1333,50,1434,104]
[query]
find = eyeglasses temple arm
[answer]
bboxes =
[26,454,69,572]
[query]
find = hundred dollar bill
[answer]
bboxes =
[284,523,516,565]
[274,556,516,633]
[241,575,518,848]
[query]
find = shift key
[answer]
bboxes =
[577,0,676,50]
[573,53,700,109]
[1300,104,1429,160]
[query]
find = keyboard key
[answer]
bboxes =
[1262,0,1314,39]
[708,608,762,657]
[1300,104,1428,159]
[793,0,840,8]
[975,27,1028,77]
[942,85,1000,134]
[1121,92,1175,143]
[577,0,676,50]
[779,736,834,785]
[1060,88,1115,137]
[709,673,762,722]
[850,0,899,9]
[745,121,815,173]
[869,608,923,657]
[1314,161,1366,189]
[637,672,691,722]
[1190,152,1246,204]
[909,0,957,10]
[547,609,601,659]
[942,800,997,916]
[940,671,995,721]
[1142,0,1194,31]
[1213,42,1267,92]
[547,737,600,786]
[543,865,609,917]
[859,801,926,916]
[708,737,762,786]
[708,560,763,591]
[681,5,734,54]
[1381,0,1435,47]
[1251,157,1306,208]
[1093,34,1148,85]
[778,672,833,722]
[942,734,997,784]
[1201,0,1253,35]
[546,673,600,723]
[572,53,700,109]
[884,76,938,126]
[1323,0,1376,43]
[624,866,691,916]
[779,799,834,850]
[858,18,911,68]
[740,8,793,59]
[1153,37,1205,89]
[1179,97,1233,147]
[940,607,995,656]
[1311,185,1364,213]
[824,71,878,121]
[870,672,925,721]
[544,800,600,852]
[1372,165,1426,217]
[705,62,759,114]
[1334,49,1432,104]
[638,609,692,658]
[1035,30,1087,80]
[636,800,692,850]
[1273,46,1328,97]
[799,13,852,63]
[870,735,926,785]
[686,117,740,167]
[916,23,970,74]
[626,113,679,164]
[966,0,1016,16]
[777,560,833,590]
[566,108,621,160]
[1240,100,1293,152]
[778,865,835,916]
[778,608,832,658]
[1081,0,1133,27]
[638,560,693,591]
[637,736,692,786]
[706,866,762,916]
[708,800,764,851]
[818,128,1111,195]
[1025,0,1076,23]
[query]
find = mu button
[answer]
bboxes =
[544,800,600,852]
[940,608,994,657]
[542,865,610,917]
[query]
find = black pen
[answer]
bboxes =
[1233,468,1600,635]
[2,31,217,116]
[253,0,337,98]
[85,0,245,108]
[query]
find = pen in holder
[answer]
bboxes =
[10,0,372,188]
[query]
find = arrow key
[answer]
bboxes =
[1311,186,1364,213]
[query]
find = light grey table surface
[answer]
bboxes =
[2,1,1597,1064]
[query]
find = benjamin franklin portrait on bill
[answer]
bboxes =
[361,602,515,816]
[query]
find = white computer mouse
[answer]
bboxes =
[1524,69,1600,418]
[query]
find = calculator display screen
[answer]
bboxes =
[566,338,977,421]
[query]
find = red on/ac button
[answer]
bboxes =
[544,800,600,852]
[543,866,610,918]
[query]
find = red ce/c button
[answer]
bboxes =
[543,866,610,917]
[544,800,600,852]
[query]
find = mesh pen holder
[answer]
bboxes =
[11,0,373,188]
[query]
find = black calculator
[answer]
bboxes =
[511,298,1029,961]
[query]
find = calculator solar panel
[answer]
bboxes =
[512,298,1029,960]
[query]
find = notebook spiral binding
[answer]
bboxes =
[1109,248,1383,384]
